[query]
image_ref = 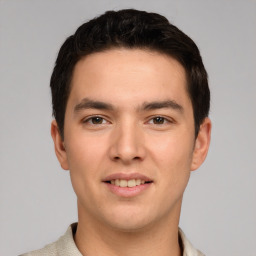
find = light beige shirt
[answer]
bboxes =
[21,223,205,256]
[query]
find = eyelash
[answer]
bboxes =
[82,115,173,126]
[147,116,172,125]
[82,116,109,125]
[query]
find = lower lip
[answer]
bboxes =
[104,182,152,197]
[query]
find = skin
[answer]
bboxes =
[51,48,211,256]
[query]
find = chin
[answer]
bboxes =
[108,219,152,233]
[101,207,158,232]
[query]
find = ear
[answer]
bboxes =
[191,117,211,171]
[51,120,69,170]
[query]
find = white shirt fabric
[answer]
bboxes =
[20,223,205,256]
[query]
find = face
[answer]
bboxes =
[52,48,211,231]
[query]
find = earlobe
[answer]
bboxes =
[191,118,211,171]
[51,120,69,170]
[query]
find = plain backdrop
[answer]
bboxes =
[0,0,255,255]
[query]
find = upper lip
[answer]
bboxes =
[102,173,153,182]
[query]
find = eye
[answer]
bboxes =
[148,116,170,125]
[83,116,108,125]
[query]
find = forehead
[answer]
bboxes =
[69,48,190,109]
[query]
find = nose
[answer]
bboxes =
[109,121,146,164]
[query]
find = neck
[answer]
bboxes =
[74,202,182,256]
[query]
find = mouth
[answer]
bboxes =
[102,173,153,197]
[104,179,153,188]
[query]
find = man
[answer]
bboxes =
[22,9,211,256]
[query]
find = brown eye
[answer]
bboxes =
[90,117,104,124]
[152,116,166,124]
[83,116,107,125]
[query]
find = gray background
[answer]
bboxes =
[0,0,255,255]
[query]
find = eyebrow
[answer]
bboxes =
[74,98,183,113]
[141,100,183,112]
[74,98,114,112]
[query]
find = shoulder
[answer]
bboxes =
[20,223,81,256]
[179,228,205,256]
[19,241,57,256]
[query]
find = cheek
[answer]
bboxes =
[149,132,193,164]
[65,132,107,170]
[148,132,194,185]
[64,133,108,198]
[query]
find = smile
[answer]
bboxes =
[103,174,153,197]
[106,179,152,188]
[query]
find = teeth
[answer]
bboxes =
[127,179,135,187]
[120,180,127,187]
[110,179,149,187]
[136,179,141,185]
